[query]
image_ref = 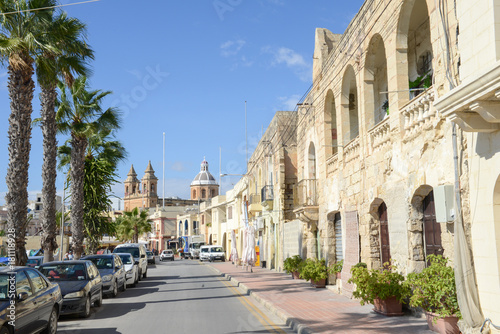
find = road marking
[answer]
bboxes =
[217,276,287,334]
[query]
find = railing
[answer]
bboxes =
[344,137,360,162]
[261,185,274,202]
[249,193,261,204]
[368,117,391,153]
[296,179,318,207]
[326,153,338,175]
[402,88,436,136]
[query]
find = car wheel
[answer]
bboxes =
[171,258,174,261]
[133,271,138,285]
[0,326,10,334]
[120,279,127,292]
[40,306,58,334]
[222,258,225,262]
[111,280,118,298]
[80,296,91,318]
[143,268,147,278]
[94,288,103,307]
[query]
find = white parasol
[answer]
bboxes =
[245,225,256,270]
[230,230,238,263]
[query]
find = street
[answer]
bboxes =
[57,259,293,334]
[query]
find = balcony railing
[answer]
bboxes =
[344,137,360,163]
[402,87,436,137]
[249,193,261,205]
[326,153,338,176]
[296,179,318,207]
[368,117,391,153]
[261,185,274,202]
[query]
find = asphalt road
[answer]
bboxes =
[57,258,294,334]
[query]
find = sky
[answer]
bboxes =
[0,0,365,209]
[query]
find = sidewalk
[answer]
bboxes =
[207,262,434,334]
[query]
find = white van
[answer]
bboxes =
[199,246,211,261]
[200,245,225,262]
[113,243,148,280]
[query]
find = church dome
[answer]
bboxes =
[191,159,218,186]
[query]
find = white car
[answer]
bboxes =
[207,245,225,262]
[160,249,174,261]
[115,253,138,287]
[113,243,148,279]
[199,246,210,261]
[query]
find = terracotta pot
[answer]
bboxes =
[425,311,460,334]
[373,296,404,316]
[292,271,300,279]
[336,272,341,279]
[311,278,326,288]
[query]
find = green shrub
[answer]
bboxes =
[300,258,328,281]
[405,255,461,319]
[329,259,343,275]
[348,262,410,305]
[283,255,304,274]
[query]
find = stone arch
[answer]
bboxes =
[493,176,500,276]
[341,65,359,142]
[396,0,433,101]
[324,89,338,157]
[308,142,316,179]
[364,34,389,129]
[368,198,391,269]
[326,211,342,266]
[407,184,445,271]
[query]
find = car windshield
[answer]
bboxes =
[114,247,140,258]
[0,275,9,300]
[147,252,153,256]
[200,248,209,253]
[211,247,224,253]
[40,264,87,281]
[88,258,113,270]
[118,255,132,264]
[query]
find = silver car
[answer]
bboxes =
[115,253,139,287]
[160,249,174,262]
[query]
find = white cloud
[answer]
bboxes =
[220,39,246,57]
[170,161,186,172]
[263,46,312,82]
[277,95,301,111]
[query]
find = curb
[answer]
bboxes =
[207,265,315,334]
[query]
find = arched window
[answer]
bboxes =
[308,142,316,179]
[378,202,391,268]
[342,66,359,142]
[324,89,338,156]
[125,186,129,194]
[192,189,197,199]
[202,189,206,198]
[211,189,216,197]
[151,184,155,192]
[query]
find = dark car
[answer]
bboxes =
[39,260,102,318]
[0,266,62,334]
[26,256,44,269]
[146,251,155,265]
[81,254,126,297]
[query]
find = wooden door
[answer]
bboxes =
[423,191,443,260]
[378,202,391,267]
[334,213,343,262]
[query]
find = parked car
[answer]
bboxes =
[27,255,44,269]
[81,254,126,297]
[113,243,148,280]
[115,253,139,287]
[0,266,62,334]
[160,249,174,262]
[199,246,210,262]
[146,251,155,265]
[208,246,226,262]
[39,260,103,318]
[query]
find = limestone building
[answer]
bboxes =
[123,161,158,211]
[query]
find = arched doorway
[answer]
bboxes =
[324,89,338,157]
[341,65,359,142]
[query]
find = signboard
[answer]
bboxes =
[341,211,359,298]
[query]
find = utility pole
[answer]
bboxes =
[245,101,248,172]
[163,132,165,209]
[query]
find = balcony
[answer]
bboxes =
[368,117,391,153]
[402,88,437,140]
[326,153,339,176]
[344,137,360,163]
[293,179,319,222]
[261,185,274,210]
[248,193,262,213]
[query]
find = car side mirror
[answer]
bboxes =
[17,292,29,301]
[135,260,139,265]
[141,254,145,258]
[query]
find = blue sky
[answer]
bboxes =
[0,0,364,209]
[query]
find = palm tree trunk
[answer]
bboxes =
[70,137,87,259]
[5,56,35,266]
[40,84,58,263]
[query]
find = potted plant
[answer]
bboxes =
[405,255,462,334]
[348,262,410,316]
[329,259,343,279]
[300,258,328,288]
[283,255,304,279]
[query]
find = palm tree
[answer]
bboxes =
[56,76,120,259]
[115,208,152,243]
[0,0,61,265]
[37,12,93,263]
[59,127,126,255]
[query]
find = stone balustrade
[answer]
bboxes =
[368,117,391,153]
[344,137,360,162]
[402,88,436,136]
[326,153,339,175]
